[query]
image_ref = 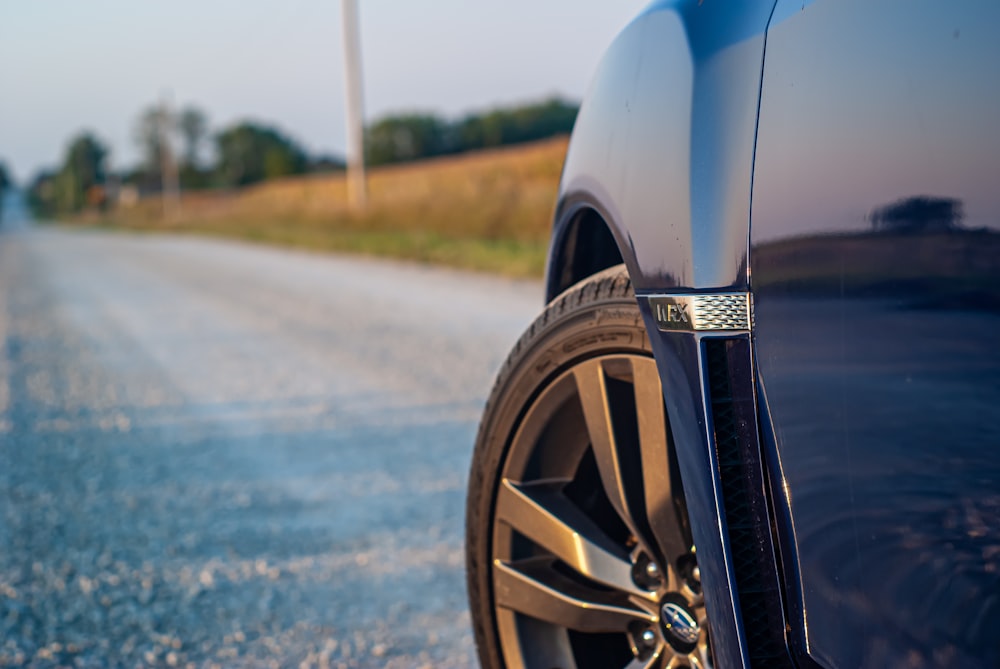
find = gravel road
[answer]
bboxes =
[0,218,541,668]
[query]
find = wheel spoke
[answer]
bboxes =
[496,479,652,599]
[494,558,656,633]
[573,360,641,536]
[625,654,664,669]
[632,359,692,571]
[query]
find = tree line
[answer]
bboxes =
[364,97,578,165]
[24,104,337,217]
[15,96,578,217]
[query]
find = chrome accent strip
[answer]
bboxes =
[646,293,752,332]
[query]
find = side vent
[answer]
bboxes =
[704,339,794,669]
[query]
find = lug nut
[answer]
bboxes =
[632,553,663,590]
[640,629,657,647]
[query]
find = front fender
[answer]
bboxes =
[548,0,774,297]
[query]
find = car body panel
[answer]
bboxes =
[547,0,775,300]
[752,0,1000,667]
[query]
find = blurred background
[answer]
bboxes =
[0,1,646,667]
[1,0,646,276]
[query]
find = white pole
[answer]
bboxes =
[341,0,367,209]
[160,95,180,217]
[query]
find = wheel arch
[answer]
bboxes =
[544,201,627,303]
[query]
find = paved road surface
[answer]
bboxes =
[0,219,541,668]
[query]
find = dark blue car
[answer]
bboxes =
[465,1,1000,667]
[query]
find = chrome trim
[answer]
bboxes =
[646,293,752,332]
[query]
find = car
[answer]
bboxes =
[463,1,1000,668]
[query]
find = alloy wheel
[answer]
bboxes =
[490,354,711,669]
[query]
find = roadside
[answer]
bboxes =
[63,137,568,279]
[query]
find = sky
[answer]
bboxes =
[0,0,648,183]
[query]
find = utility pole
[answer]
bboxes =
[159,95,180,218]
[341,0,367,210]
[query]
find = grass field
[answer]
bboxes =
[92,137,569,277]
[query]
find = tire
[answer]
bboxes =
[466,265,711,669]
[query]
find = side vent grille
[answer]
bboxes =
[704,339,794,669]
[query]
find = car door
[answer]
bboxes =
[751,1,1000,667]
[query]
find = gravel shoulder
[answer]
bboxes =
[0,225,541,668]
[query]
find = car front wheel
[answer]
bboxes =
[466,266,712,669]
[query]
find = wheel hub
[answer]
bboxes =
[660,598,701,652]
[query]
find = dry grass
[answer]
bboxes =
[93,137,570,277]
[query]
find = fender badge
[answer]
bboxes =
[647,293,751,332]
